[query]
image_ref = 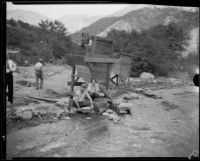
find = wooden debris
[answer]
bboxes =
[26,95,57,103]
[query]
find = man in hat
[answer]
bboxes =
[6,53,17,104]
[34,58,44,90]
[69,83,99,114]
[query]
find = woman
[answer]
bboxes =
[87,78,104,100]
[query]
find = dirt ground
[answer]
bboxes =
[6,64,199,158]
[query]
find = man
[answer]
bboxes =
[87,78,104,100]
[6,53,17,104]
[70,83,99,114]
[35,58,44,90]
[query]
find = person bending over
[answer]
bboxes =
[70,83,99,114]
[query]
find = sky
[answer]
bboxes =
[6,2,129,19]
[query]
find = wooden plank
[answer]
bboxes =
[76,65,91,82]
[66,55,86,66]
[85,56,120,63]
[67,81,84,86]
[26,95,57,103]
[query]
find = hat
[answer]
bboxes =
[39,58,43,62]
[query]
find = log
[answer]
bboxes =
[26,95,57,103]
[121,87,162,99]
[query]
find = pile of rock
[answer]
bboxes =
[10,101,68,121]
[126,72,157,86]
[102,109,121,123]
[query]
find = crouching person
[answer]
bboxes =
[69,83,99,114]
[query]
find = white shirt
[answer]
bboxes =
[6,59,17,73]
[35,62,43,71]
[87,83,100,93]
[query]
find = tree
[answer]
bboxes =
[106,22,190,76]
[38,19,68,36]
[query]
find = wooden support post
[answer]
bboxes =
[68,65,76,112]
[70,65,76,93]
[105,64,110,90]
[116,74,119,86]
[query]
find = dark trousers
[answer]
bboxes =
[69,99,99,114]
[6,73,13,103]
[35,71,43,89]
[89,92,100,101]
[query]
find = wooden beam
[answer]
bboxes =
[26,95,57,103]
[85,56,120,63]
[68,81,83,86]
[70,65,76,93]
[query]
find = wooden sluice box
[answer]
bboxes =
[66,35,132,91]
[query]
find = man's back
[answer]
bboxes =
[35,62,43,71]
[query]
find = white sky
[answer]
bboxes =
[6,2,129,19]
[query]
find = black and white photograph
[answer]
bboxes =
[4,1,199,159]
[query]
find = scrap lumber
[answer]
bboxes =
[26,95,57,103]
[122,87,162,99]
[98,84,119,114]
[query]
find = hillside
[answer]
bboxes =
[57,14,102,34]
[71,6,199,43]
[7,9,50,26]
[71,16,120,43]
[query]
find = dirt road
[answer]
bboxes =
[6,65,199,158]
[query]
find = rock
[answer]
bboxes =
[153,79,157,84]
[119,110,129,114]
[102,112,109,116]
[37,109,47,116]
[128,92,140,99]
[22,110,33,120]
[80,106,94,114]
[112,97,124,105]
[108,114,120,121]
[140,72,155,80]
[106,109,114,114]
[118,102,132,109]
[135,88,143,92]
[121,93,132,100]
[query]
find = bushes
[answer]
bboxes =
[107,23,190,76]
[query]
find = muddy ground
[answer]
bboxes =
[6,64,199,158]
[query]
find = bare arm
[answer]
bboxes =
[73,91,81,109]
[11,61,17,72]
[86,91,94,108]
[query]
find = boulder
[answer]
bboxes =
[119,110,129,114]
[80,106,94,114]
[108,114,120,121]
[118,102,132,109]
[121,93,132,100]
[140,72,155,80]
[106,109,114,114]
[135,88,143,92]
[102,112,109,116]
[22,110,33,120]
[112,97,124,105]
[128,92,140,99]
